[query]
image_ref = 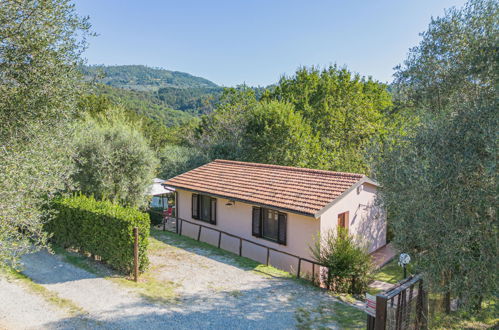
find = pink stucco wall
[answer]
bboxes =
[176,182,386,274]
[176,189,320,274]
[319,182,387,253]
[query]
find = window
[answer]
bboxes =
[252,206,287,245]
[338,211,349,232]
[192,193,216,224]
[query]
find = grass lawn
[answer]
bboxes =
[429,296,498,329]
[295,301,366,329]
[372,258,408,284]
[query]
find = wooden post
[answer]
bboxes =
[421,281,429,330]
[367,315,376,330]
[239,238,242,256]
[133,227,139,282]
[312,264,315,284]
[175,191,179,234]
[375,295,388,330]
[218,232,222,248]
[266,248,270,266]
[197,225,202,241]
[297,258,301,279]
[179,219,183,236]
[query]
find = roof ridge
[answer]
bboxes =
[213,159,365,177]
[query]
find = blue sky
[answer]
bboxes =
[75,0,467,87]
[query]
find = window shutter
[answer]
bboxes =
[278,212,287,245]
[252,207,262,237]
[210,198,217,225]
[192,194,199,219]
[338,211,349,233]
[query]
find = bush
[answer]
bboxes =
[148,208,164,226]
[47,195,150,273]
[73,117,158,208]
[311,228,373,294]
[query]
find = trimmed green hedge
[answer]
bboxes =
[47,195,150,273]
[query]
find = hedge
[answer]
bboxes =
[47,195,150,273]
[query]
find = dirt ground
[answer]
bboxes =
[0,230,365,329]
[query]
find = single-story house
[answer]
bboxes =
[164,159,386,275]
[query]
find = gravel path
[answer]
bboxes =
[0,232,364,329]
[0,276,88,329]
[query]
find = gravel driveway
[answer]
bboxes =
[0,230,364,329]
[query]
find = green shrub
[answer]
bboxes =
[311,228,373,294]
[47,195,150,273]
[148,208,164,226]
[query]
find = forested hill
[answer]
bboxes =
[82,65,225,116]
[82,64,219,91]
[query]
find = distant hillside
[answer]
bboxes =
[83,65,224,115]
[82,65,219,91]
[94,84,193,126]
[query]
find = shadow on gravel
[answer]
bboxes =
[20,251,97,284]
[38,283,357,329]
[149,229,296,279]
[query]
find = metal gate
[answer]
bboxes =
[367,274,428,330]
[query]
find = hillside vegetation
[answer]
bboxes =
[91,84,193,126]
[82,64,218,90]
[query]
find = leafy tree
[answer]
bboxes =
[375,0,498,312]
[243,100,322,167]
[0,0,90,264]
[73,118,158,208]
[90,84,193,128]
[193,87,258,160]
[393,0,498,115]
[158,144,209,179]
[77,93,181,151]
[375,101,497,311]
[310,228,373,294]
[263,66,393,173]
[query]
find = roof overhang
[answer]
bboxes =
[313,176,379,218]
[166,185,317,218]
[168,176,378,219]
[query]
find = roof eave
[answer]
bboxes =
[166,184,317,218]
[313,176,379,218]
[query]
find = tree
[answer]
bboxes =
[263,66,393,173]
[73,118,158,208]
[193,87,258,160]
[0,0,90,264]
[393,0,498,114]
[242,100,322,167]
[158,144,209,180]
[375,0,498,312]
[310,228,373,294]
[375,101,497,311]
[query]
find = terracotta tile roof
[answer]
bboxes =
[164,160,367,216]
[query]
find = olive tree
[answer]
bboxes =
[73,118,159,208]
[375,0,498,312]
[0,0,91,264]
